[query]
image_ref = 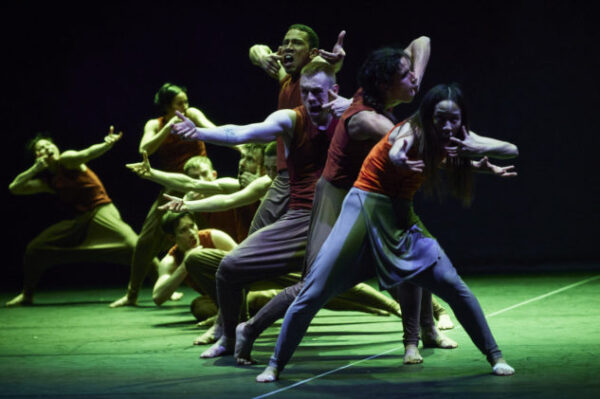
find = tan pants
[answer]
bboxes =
[23,203,137,295]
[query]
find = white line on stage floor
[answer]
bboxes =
[253,274,600,399]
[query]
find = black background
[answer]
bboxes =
[2,0,598,289]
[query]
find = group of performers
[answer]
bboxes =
[8,23,519,382]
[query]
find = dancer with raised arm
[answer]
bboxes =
[236,42,453,365]
[248,24,349,232]
[256,83,518,382]
[110,83,213,308]
[7,128,137,306]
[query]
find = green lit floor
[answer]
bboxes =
[1,272,599,398]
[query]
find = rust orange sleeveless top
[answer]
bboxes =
[287,105,338,209]
[322,88,383,189]
[354,123,425,200]
[276,74,302,171]
[167,229,215,294]
[153,116,207,173]
[45,165,112,213]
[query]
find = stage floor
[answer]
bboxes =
[1,271,599,398]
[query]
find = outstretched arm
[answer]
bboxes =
[126,152,240,194]
[158,175,272,213]
[153,255,187,306]
[404,36,431,89]
[8,158,54,195]
[171,109,296,146]
[446,127,519,159]
[60,126,123,168]
[249,44,287,82]
[318,30,346,72]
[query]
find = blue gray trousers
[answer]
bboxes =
[269,188,503,371]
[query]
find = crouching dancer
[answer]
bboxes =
[7,128,137,306]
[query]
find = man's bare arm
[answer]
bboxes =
[171,109,296,146]
[153,255,187,306]
[126,151,241,194]
[249,44,287,82]
[159,175,272,213]
[347,111,396,141]
[61,126,123,168]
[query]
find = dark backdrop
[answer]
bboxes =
[2,0,598,289]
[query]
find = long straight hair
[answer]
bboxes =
[413,83,473,206]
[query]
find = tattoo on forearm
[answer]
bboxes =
[223,127,236,144]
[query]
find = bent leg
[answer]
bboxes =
[266,193,374,377]
[249,171,289,234]
[411,249,504,365]
[212,209,311,356]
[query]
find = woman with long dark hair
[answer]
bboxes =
[257,83,518,382]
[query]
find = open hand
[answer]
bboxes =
[171,111,198,140]
[473,156,517,178]
[261,51,283,79]
[318,30,346,64]
[322,90,351,118]
[390,140,425,173]
[158,193,188,212]
[445,127,484,157]
[126,151,151,178]
[105,125,123,146]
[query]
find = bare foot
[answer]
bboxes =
[403,344,423,364]
[200,337,233,358]
[492,358,515,376]
[422,327,458,349]
[436,314,454,330]
[196,315,218,328]
[194,324,218,345]
[256,366,279,383]
[235,322,256,365]
[5,293,33,307]
[170,291,184,301]
[109,294,137,308]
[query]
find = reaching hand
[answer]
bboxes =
[171,111,199,140]
[473,156,518,178]
[260,51,283,79]
[318,30,346,64]
[322,90,351,118]
[105,125,123,146]
[445,127,484,158]
[390,140,425,173]
[125,151,152,178]
[158,193,188,212]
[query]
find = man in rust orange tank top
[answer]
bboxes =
[169,61,344,359]
[248,25,348,233]
[110,83,214,308]
[7,128,138,307]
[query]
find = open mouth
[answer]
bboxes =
[282,54,294,67]
[308,104,322,114]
